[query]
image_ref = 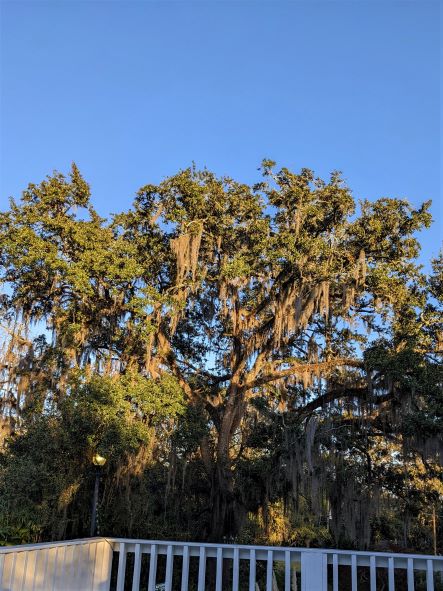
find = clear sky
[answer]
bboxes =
[0,0,441,265]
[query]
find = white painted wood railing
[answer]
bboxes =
[0,537,442,590]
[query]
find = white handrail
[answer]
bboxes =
[0,537,442,591]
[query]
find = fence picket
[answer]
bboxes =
[407,557,414,591]
[132,543,142,591]
[148,544,158,591]
[215,547,223,591]
[249,548,256,591]
[197,546,206,591]
[284,550,291,591]
[370,554,376,591]
[388,556,395,591]
[266,550,273,591]
[333,553,339,591]
[351,554,357,591]
[426,559,434,591]
[233,547,240,591]
[116,542,127,591]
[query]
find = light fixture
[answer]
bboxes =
[92,452,107,467]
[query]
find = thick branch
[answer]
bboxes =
[244,357,362,390]
[294,387,393,417]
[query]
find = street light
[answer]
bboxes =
[92,453,107,467]
[90,452,107,537]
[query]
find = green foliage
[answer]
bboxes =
[0,162,441,552]
[0,373,184,543]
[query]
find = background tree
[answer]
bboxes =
[0,163,441,551]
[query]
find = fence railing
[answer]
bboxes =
[1,537,442,590]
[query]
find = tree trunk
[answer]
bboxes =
[209,399,245,541]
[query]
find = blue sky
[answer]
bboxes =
[1,1,441,265]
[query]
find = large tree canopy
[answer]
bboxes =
[0,163,441,553]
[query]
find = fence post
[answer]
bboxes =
[300,552,327,591]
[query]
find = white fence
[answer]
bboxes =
[0,537,442,591]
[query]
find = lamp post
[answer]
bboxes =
[90,452,107,537]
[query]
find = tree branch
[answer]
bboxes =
[294,386,394,417]
[244,357,362,390]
